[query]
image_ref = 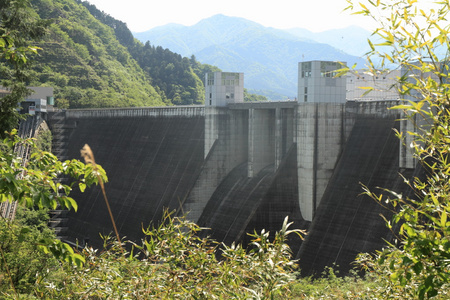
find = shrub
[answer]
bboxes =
[37,212,303,299]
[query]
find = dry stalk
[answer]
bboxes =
[80,144,123,253]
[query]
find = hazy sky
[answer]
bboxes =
[84,0,374,33]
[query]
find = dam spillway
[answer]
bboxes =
[54,107,205,245]
[49,101,413,275]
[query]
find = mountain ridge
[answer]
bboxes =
[134,14,367,99]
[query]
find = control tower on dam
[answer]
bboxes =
[49,65,416,275]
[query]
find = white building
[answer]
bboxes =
[27,86,54,105]
[346,70,401,101]
[205,72,244,107]
[298,61,347,103]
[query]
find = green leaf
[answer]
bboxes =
[441,211,447,227]
[413,261,423,275]
[390,104,413,110]
[66,196,78,212]
[79,182,86,193]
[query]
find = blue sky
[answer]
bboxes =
[84,0,374,33]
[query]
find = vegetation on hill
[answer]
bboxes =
[0,0,49,137]
[244,88,268,102]
[80,1,208,106]
[128,43,204,105]
[19,0,265,108]
[16,0,225,108]
[27,0,164,108]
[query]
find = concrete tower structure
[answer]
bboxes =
[205,72,244,107]
[298,61,346,103]
[297,61,347,221]
[204,71,245,159]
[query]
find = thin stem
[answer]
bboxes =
[80,144,123,253]
[98,176,123,254]
[0,244,18,299]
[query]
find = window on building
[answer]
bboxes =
[301,62,312,78]
[320,61,340,78]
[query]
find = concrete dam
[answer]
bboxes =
[48,100,413,275]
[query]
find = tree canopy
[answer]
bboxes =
[0,0,49,137]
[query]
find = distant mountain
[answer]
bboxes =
[285,26,373,58]
[134,15,367,99]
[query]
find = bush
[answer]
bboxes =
[37,212,303,299]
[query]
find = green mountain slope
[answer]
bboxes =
[80,1,206,105]
[26,0,206,108]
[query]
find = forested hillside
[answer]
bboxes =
[25,0,208,108]
[81,0,218,105]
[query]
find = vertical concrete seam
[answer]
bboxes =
[313,103,318,218]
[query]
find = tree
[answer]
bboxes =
[346,0,450,298]
[0,131,108,294]
[0,206,58,295]
[0,0,49,137]
[244,88,268,102]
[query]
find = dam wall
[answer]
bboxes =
[49,100,413,275]
[50,107,205,247]
[297,101,407,275]
[183,107,249,222]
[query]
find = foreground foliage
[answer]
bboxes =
[0,210,303,299]
[1,133,302,298]
[0,206,58,296]
[346,0,450,298]
[0,131,107,297]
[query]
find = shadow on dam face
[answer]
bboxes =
[297,115,414,276]
[197,144,309,255]
[62,116,205,248]
[51,104,415,276]
[59,112,308,255]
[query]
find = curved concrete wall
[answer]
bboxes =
[60,114,205,247]
[297,113,411,276]
[50,101,414,275]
